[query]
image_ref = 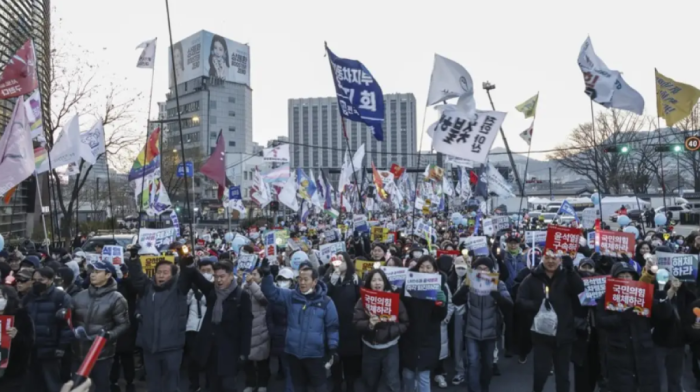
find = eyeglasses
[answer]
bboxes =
[16,278,30,283]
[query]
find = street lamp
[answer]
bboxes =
[192,116,200,124]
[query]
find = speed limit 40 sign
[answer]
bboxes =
[686,136,700,151]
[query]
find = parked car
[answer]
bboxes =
[655,205,690,221]
[82,234,137,253]
[541,213,557,225]
[609,209,644,223]
[554,216,576,226]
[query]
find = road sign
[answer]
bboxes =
[176,161,194,178]
[685,136,700,152]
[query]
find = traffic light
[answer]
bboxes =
[654,144,683,153]
[175,206,181,212]
[602,145,630,154]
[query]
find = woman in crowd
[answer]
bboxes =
[243,268,271,392]
[0,285,33,392]
[369,243,386,262]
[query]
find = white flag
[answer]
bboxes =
[487,165,515,198]
[136,38,157,69]
[442,175,454,197]
[36,114,81,173]
[430,105,506,164]
[520,122,534,146]
[279,173,299,212]
[24,90,44,140]
[577,37,619,105]
[262,143,290,163]
[459,167,472,200]
[601,75,645,115]
[427,54,476,116]
[351,143,365,173]
[250,169,271,208]
[79,120,106,165]
[0,96,34,197]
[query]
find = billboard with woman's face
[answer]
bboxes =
[168,30,250,87]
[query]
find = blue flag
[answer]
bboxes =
[558,200,580,222]
[325,44,385,141]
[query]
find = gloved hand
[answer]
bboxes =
[260,258,271,277]
[325,350,338,369]
[330,272,341,285]
[435,289,446,307]
[562,255,574,271]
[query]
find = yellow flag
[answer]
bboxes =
[515,93,539,118]
[655,69,700,126]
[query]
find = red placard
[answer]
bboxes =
[604,278,654,317]
[249,226,259,234]
[544,225,581,256]
[0,315,15,373]
[596,230,635,257]
[436,250,460,258]
[360,288,400,322]
[390,164,406,180]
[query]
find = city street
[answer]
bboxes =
[607,221,699,237]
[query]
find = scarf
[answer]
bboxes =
[212,280,237,325]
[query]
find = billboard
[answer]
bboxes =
[168,30,250,87]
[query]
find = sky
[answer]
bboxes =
[54,0,700,161]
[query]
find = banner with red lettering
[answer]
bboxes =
[0,315,14,376]
[544,225,581,256]
[604,278,653,317]
[596,230,635,257]
[360,288,400,322]
[0,40,38,99]
[436,250,460,258]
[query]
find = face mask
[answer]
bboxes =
[33,282,47,294]
[652,241,662,247]
[202,273,214,282]
[277,281,291,289]
[0,298,7,311]
[412,251,422,259]
[302,288,314,295]
[578,270,595,278]
[455,266,468,277]
[677,239,684,246]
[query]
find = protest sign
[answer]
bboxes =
[524,231,547,246]
[237,253,259,272]
[380,266,408,288]
[140,255,176,277]
[596,230,635,257]
[353,215,369,233]
[404,272,441,301]
[371,227,387,242]
[436,250,460,258]
[604,278,653,317]
[545,225,581,256]
[581,208,598,229]
[579,276,607,306]
[355,259,384,278]
[0,315,14,376]
[459,236,489,256]
[360,288,400,322]
[324,229,338,242]
[319,242,347,264]
[139,228,178,253]
[587,231,595,248]
[656,252,699,282]
[85,253,101,264]
[465,269,499,296]
[101,245,124,265]
[386,232,396,244]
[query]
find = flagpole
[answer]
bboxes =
[165,0,195,247]
[8,185,19,240]
[105,156,117,241]
[340,117,365,214]
[136,54,157,236]
[410,100,430,238]
[517,129,533,234]
[34,173,48,240]
[589,99,604,221]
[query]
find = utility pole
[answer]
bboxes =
[549,168,553,200]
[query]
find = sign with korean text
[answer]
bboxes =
[430,106,507,164]
[459,236,489,256]
[380,266,408,288]
[436,250,460,258]
[581,208,598,229]
[604,278,653,317]
[139,228,178,253]
[545,225,581,256]
[360,288,400,322]
[465,269,499,296]
[319,242,347,265]
[371,226,387,242]
[0,315,14,376]
[140,255,176,278]
[656,252,699,282]
[524,231,547,246]
[404,272,441,301]
[596,230,635,257]
[579,276,607,306]
[587,231,596,248]
[237,253,258,272]
[355,259,385,278]
[101,245,124,265]
[353,215,369,233]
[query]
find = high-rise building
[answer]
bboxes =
[288,93,417,179]
[0,0,50,239]
[163,30,252,199]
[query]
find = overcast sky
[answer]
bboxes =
[54,0,700,160]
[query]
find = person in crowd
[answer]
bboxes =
[22,267,74,392]
[266,267,295,392]
[14,268,33,298]
[453,256,513,392]
[71,260,129,392]
[400,255,449,392]
[56,266,81,383]
[0,285,34,392]
[352,268,408,392]
[501,235,526,359]
[110,264,139,392]
[324,252,362,392]
[447,255,469,385]
[243,267,271,392]
[517,252,584,392]
[434,254,455,388]
[684,288,700,390]
[596,261,670,392]
[384,256,403,268]
[260,260,339,392]
[571,257,601,392]
[369,243,386,262]
[184,258,213,392]
[633,242,652,270]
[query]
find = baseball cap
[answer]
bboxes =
[89,260,117,277]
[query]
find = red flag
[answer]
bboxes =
[469,171,479,185]
[200,131,227,189]
[389,163,405,180]
[0,40,38,99]
[371,162,388,200]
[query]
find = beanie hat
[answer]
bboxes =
[472,257,495,271]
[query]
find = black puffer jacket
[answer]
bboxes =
[652,282,696,348]
[22,285,74,359]
[71,278,130,360]
[324,262,362,357]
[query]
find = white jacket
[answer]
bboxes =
[186,289,207,332]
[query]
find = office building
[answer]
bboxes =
[163,30,252,199]
[0,0,50,238]
[288,93,417,182]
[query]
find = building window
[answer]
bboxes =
[210,116,217,124]
[244,171,248,180]
[228,141,236,147]
[229,126,236,132]
[210,100,217,110]
[229,111,236,117]
[228,96,236,103]
[210,132,217,139]
[210,147,215,155]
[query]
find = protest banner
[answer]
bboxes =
[0,315,14,376]
[436,250,460,258]
[656,252,699,282]
[360,288,400,322]
[545,225,581,256]
[459,236,489,256]
[465,269,499,296]
[371,227,387,242]
[596,230,635,257]
[604,278,654,317]
[324,229,338,242]
[101,245,124,265]
[380,266,408,288]
[319,242,347,264]
[579,276,607,306]
[581,208,598,229]
[404,271,441,301]
[85,253,101,264]
[353,215,369,233]
[524,231,547,246]
[140,255,176,277]
[355,259,384,278]
[237,253,258,272]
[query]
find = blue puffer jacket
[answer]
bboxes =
[266,298,288,357]
[261,274,339,359]
[503,252,527,291]
[22,285,74,359]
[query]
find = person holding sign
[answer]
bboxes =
[595,262,672,392]
[452,257,513,392]
[352,269,408,392]
[0,285,33,391]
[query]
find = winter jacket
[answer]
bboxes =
[244,281,270,361]
[503,252,527,291]
[439,285,454,360]
[260,274,339,359]
[71,278,130,360]
[0,308,33,385]
[652,282,697,348]
[186,289,207,332]
[115,277,138,354]
[453,280,513,341]
[190,270,253,376]
[352,295,409,347]
[266,291,290,357]
[22,284,74,359]
[324,267,362,357]
[126,257,199,354]
[399,274,449,371]
[516,263,585,346]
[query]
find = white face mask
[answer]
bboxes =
[652,240,662,247]
[0,298,7,311]
[455,266,468,277]
[302,288,314,295]
[277,281,291,289]
[202,273,214,282]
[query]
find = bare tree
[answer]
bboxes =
[658,105,700,191]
